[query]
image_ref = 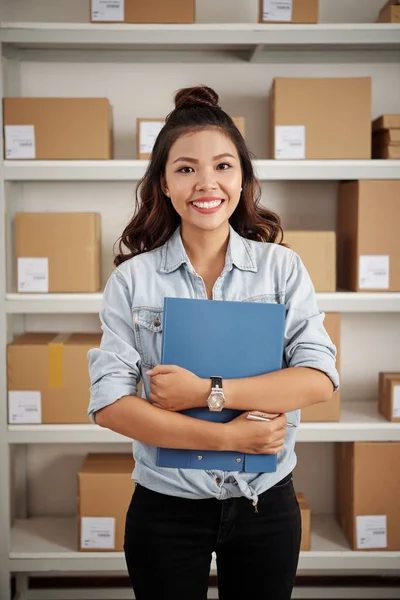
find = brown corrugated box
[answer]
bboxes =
[91,0,194,23]
[283,230,336,292]
[16,213,101,293]
[378,0,400,22]
[7,333,101,424]
[337,181,400,292]
[372,114,400,131]
[78,453,135,552]
[137,118,165,160]
[296,492,311,550]
[378,372,400,422]
[270,78,372,159]
[301,313,340,422]
[377,145,400,159]
[336,442,400,550]
[3,98,113,160]
[259,0,318,23]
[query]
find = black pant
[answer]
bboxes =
[124,473,301,600]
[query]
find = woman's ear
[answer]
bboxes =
[160,175,170,197]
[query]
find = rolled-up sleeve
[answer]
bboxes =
[284,251,339,391]
[87,268,141,424]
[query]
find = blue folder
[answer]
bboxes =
[156,297,286,472]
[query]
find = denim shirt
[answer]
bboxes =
[88,225,339,508]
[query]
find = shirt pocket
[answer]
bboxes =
[241,292,283,304]
[133,308,163,369]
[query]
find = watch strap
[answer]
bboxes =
[210,376,223,390]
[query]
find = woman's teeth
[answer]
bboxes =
[192,200,222,209]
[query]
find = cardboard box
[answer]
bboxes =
[283,230,336,292]
[232,117,245,138]
[336,442,400,550]
[373,129,400,146]
[297,492,311,550]
[137,118,165,160]
[378,0,400,22]
[91,0,194,23]
[372,114,400,131]
[301,313,340,422]
[270,78,372,159]
[379,372,400,422]
[15,213,101,293]
[3,98,113,160]
[7,333,101,424]
[78,453,135,552]
[375,145,400,159]
[337,181,400,292]
[259,0,318,23]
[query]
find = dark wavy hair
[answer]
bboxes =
[114,85,284,266]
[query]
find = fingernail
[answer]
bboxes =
[146,370,152,375]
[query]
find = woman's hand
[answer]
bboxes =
[146,365,209,412]
[224,411,288,455]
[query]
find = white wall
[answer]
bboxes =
[3,0,400,517]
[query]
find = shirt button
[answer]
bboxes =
[215,477,222,485]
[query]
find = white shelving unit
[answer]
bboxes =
[1,17,400,600]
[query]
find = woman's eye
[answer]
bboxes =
[178,166,194,173]
[217,163,231,170]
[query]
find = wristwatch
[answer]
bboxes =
[207,376,225,412]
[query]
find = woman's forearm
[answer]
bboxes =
[95,395,227,450]
[223,367,334,413]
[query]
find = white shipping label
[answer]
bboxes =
[81,517,116,549]
[5,125,36,159]
[18,258,49,293]
[275,125,305,159]
[393,385,400,418]
[263,0,293,21]
[140,121,165,155]
[356,515,387,549]
[92,0,124,21]
[359,255,389,290]
[8,391,42,424]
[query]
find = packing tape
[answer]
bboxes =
[48,333,69,389]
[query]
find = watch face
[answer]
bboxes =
[208,393,224,409]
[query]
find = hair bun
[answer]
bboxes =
[174,86,219,110]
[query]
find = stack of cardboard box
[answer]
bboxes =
[372,114,400,159]
[378,0,400,22]
[379,372,400,422]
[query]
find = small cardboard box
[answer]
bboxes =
[232,117,245,137]
[270,78,372,159]
[137,118,165,159]
[301,313,340,422]
[378,0,400,22]
[78,453,136,552]
[336,442,400,550]
[15,212,101,293]
[337,181,400,292]
[259,0,318,23]
[372,114,400,131]
[91,0,194,23]
[283,230,336,292]
[375,145,400,159]
[297,492,311,550]
[378,372,400,422]
[7,333,101,424]
[3,98,113,160]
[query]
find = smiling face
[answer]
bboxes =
[162,127,242,235]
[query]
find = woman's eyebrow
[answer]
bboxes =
[173,153,236,164]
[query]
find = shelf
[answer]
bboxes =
[9,515,400,573]
[4,159,400,181]
[1,23,399,64]
[7,401,400,444]
[6,291,400,315]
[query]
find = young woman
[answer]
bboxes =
[88,85,339,600]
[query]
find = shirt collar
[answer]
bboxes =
[160,224,257,274]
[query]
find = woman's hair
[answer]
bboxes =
[114,85,284,266]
